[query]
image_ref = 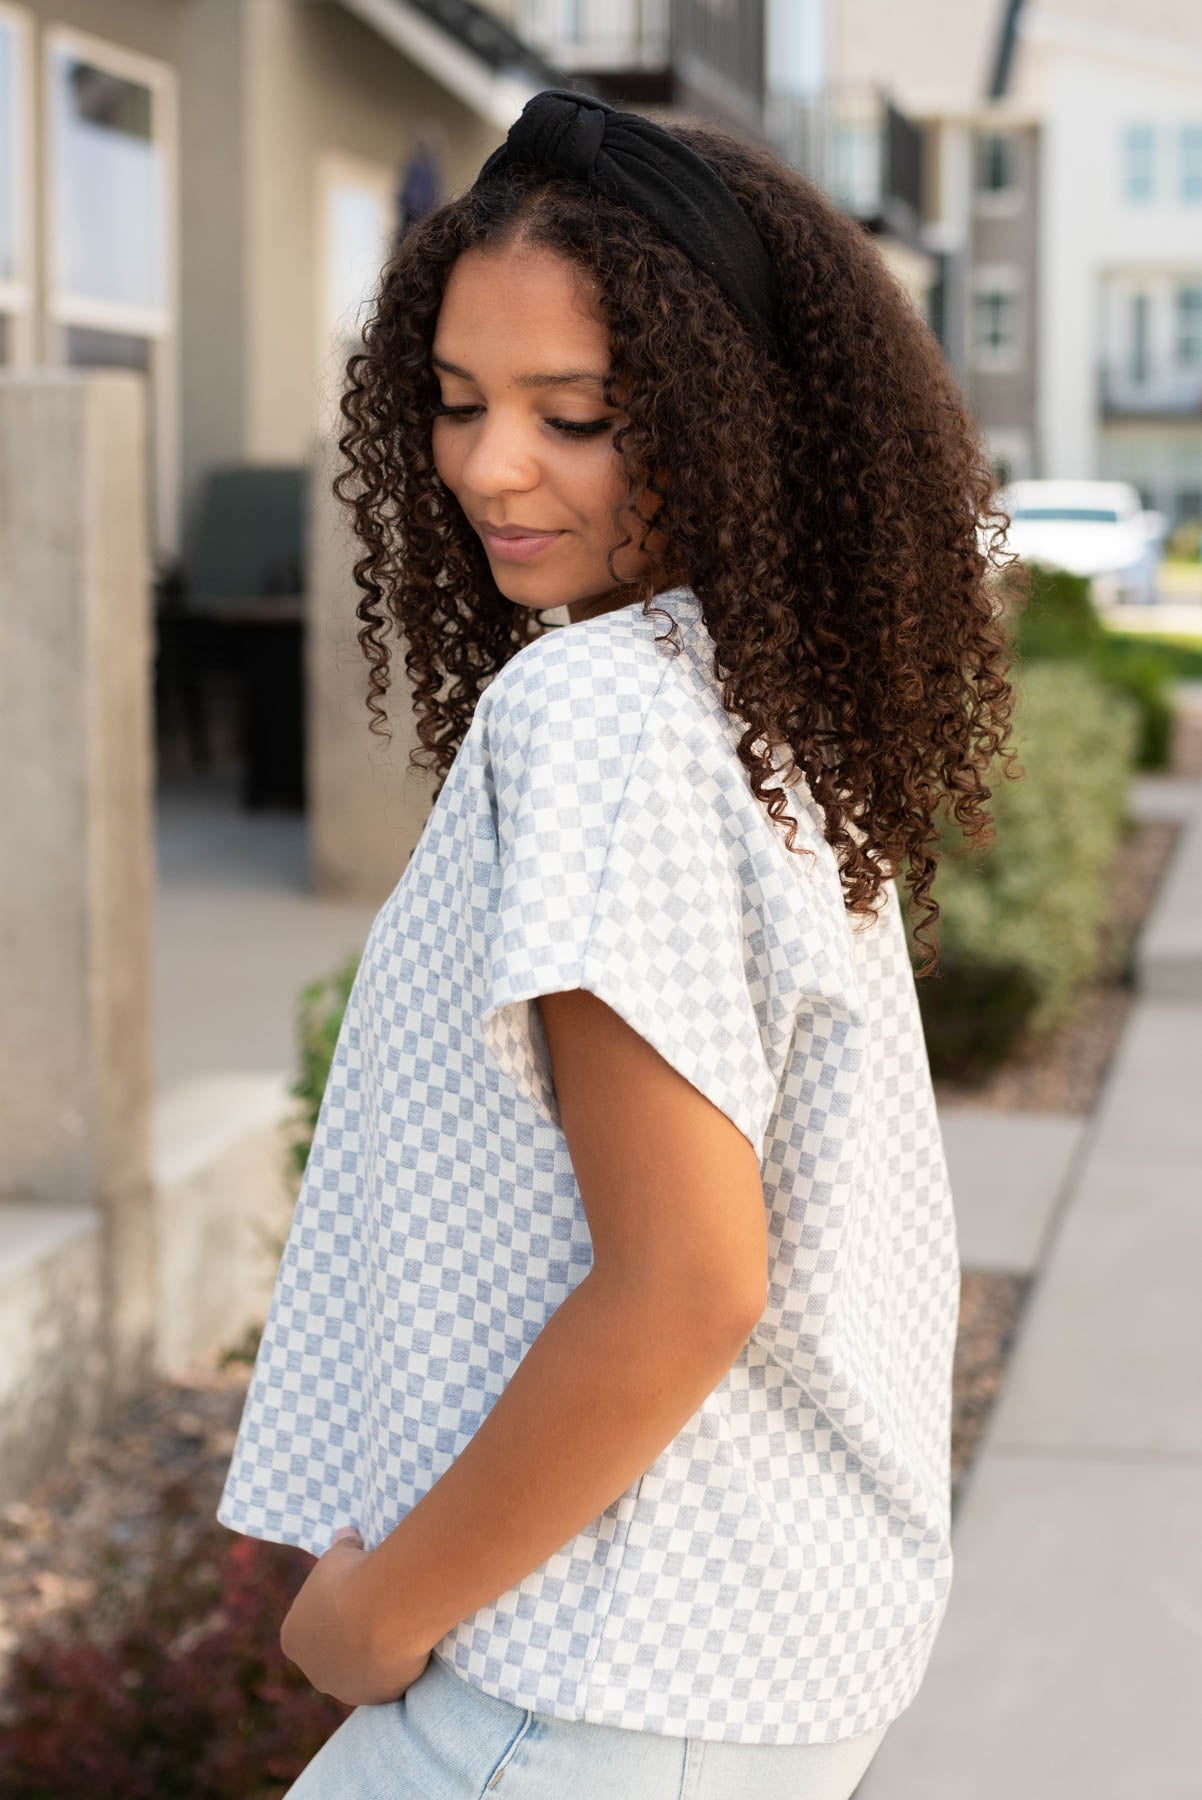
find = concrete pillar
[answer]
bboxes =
[305,431,440,901]
[0,370,157,1411]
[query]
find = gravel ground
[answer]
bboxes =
[949,1272,1030,1518]
[0,1366,251,1690]
[1,698,1197,1695]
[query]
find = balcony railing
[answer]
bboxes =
[1099,363,1202,417]
[764,85,926,247]
[514,0,669,71]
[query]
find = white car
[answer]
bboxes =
[994,479,1166,606]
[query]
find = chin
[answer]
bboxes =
[488,565,576,615]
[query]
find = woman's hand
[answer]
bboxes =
[279,1525,433,1708]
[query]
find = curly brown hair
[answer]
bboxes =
[332,110,1020,977]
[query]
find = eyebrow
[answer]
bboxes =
[431,353,609,390]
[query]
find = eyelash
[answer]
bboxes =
[430,404,612,439]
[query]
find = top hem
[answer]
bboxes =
[430,1646,913,1748]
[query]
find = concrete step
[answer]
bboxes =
[0,1071,300,1503]
[0,1202,104,1504]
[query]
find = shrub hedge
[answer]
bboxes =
[287,951,362,1178]
[1104,629,1202,676]
[912,661,1139,1078]
[0,1526,346,1798]
[1008,560,1176,769]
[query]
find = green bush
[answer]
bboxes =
[1011,562,1107,663]
[287,950,362,1178]
[1093,641,1175,768]
[912,662,1139,1078]
[1009,561,1176,769]
[1103,629,1202,680]
[217,949,361,1375]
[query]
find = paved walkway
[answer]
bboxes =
[154,765,378,1094]
[858,728,1202,1798]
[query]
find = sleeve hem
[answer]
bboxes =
[577,950,774,1164]
[483,958,773,1165]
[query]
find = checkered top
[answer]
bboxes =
[216,584,960,1745]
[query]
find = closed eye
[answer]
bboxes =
[430,404,612,439]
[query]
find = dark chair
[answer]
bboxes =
[187,465,306,604]
[161,465,309,810]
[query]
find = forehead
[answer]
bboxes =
[434,243,607,358]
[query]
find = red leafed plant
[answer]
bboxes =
[0,1525,350,1799]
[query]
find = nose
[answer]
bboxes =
[457,409,540,497]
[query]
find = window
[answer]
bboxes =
[831,118,880,216]
[63,323,151,369]
[1122,124,1156,202]
[970,268,1022,370]
[1183,125,1202,204]
[48,50,165,319]
[976,290,1016,352]
[977,131,1016,195]
[44,27,177,552]
[316,153,395,433]
[1177,286,1202,366]
[1010,506,1120,524]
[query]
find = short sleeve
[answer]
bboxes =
[478,642,779,1161]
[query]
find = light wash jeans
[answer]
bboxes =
[282,1650,891,1800]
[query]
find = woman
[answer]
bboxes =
[217,87,1016,1798]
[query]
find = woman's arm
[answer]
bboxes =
[348,985,769,1680]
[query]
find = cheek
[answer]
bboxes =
[572,439,631,534]
[430,424,458,489]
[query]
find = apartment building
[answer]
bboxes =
[1007,3,1202,520]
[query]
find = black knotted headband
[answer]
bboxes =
[470,87,785,361]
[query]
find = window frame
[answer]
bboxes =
[1121,122,1157,204]
[972,127,1022,217]
[0,1,34,366]
[314,149,397,440]
[1182,123,1202,205]
[1175,283,1202,369]
[42,21,179,554]
[1128,288,1153,385]
[969,263,1024,373]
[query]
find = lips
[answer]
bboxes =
[478,523,565,563]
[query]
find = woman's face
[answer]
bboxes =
[430,241,670,625]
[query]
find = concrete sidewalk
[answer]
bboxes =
[858,746,1202,1796]
[154,765,379,1094]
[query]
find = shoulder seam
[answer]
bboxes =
[481,616,672,737]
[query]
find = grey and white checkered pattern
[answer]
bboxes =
[216,585,960,1746]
